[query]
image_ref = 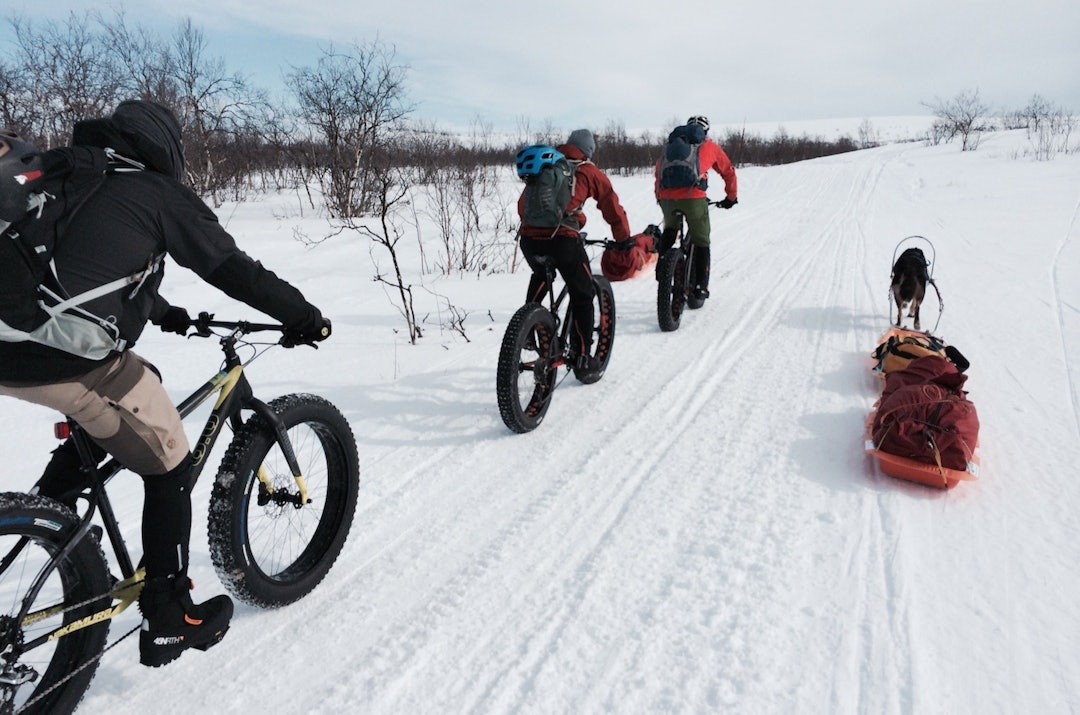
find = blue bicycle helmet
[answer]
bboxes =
[515,144,564,178]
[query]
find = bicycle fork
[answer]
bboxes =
[249,401,310,508]
[186,366,310,509]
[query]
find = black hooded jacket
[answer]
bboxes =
[0,100,322,381]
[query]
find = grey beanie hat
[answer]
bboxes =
[567,128,596,158]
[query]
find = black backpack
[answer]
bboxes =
[658,124,707,190]
[1,144,160,358]
[518,144,576,231]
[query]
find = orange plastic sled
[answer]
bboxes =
[864,407,980,490]
[866,328,981,490]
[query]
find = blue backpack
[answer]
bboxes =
[658,124,707,191]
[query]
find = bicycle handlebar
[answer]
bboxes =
[582,234,635,251]
[190,311,284,339]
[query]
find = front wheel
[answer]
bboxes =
[657,247,687,332]
[208,394,359,608]
[573,276,616,384]
[496,303,559,433]
[0,493,112,715]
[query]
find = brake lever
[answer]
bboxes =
[189,311,214,338]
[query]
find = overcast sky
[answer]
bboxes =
[4,0,1078,134]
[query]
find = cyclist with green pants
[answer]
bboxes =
[654,115,738,302]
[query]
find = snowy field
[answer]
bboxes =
[2,124,1078,714]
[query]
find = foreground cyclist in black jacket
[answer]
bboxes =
[0,100,331,666]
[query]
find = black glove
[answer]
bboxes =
[157,306,191,335]
[615,237,636,251]
[718,197,738,209]
[281,317,332,348]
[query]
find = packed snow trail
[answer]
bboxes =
[3,131,1071,714]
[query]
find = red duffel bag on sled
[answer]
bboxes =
[601,226,660,282]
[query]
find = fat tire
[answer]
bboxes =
[0,493,111,715]
[208,394,359,608]
[657,248,686,332]
[573,276,616,384]
[496,304,558,433]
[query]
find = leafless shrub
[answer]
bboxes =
[286,39,412,219]
[1002,94,1076,160]
[923,89,989,151]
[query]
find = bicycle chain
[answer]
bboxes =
[11,577,140,713]
[16,623,139,714]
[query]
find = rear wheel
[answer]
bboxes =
[657,248,687,332]
[496,304,559,433]
[209,394,359,608]
[573,276,616,384]
[0,493,112,715]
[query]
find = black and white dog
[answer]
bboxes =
[891,247,930,330]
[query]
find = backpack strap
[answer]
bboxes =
[40,252,164,316]
[563,159,585,221]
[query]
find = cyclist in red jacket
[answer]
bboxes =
[654,115,738,302]
[517,129,630,379]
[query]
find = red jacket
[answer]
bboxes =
[518,143,631,242]
[654,138,738,202]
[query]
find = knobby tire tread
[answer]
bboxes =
[573,276,616,385]
[657,248,686,332]
[207,394,359,608]
[496,304,558,433]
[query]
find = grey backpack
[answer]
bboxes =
[516,144,576,231]
[1,141,161,359]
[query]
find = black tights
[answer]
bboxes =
[141,456,194,579]
[519,235,596,356]
[36,439,194,579]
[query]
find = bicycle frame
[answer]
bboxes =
[529,256,572,369]
[528,234,616,371]
[5,321,309,651]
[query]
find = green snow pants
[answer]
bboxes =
[658,198,712,247]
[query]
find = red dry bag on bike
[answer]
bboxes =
[600,230,656,282]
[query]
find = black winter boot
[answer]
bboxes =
[660,227,678,254]
[138,573,233,667]
[692,245,711,300]
[138,457,232,666]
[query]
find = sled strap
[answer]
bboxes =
[926,433,949,487]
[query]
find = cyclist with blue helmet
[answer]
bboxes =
[516,129,630,379]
